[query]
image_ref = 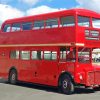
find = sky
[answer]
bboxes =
[0,0,100,25]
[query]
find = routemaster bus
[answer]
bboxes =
[0,8,100,94]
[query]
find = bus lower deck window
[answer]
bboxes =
[44,51,57,60]
[10,51,19,59]
[60,51,66,60]
[31,51,43,60]
[20,51,30,60]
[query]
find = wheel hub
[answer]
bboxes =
[12,74,15,80]
[63,80,68,89]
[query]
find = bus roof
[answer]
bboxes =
[3,8,100,24]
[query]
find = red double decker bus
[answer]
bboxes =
[0,8,100,94]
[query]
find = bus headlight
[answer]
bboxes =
[78,73,83,81]
[79,74,83,80]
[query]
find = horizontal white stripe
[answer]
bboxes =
[75,43,85,46]
[0,43,84,47]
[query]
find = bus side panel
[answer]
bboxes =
[94,71,100,85]
[0,48,10,80]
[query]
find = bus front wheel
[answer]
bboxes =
[59,74,74,95]
[9,69,17,85]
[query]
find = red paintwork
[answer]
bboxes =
[0,8,100,87]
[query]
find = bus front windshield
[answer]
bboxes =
[92,18,100,28]
[78,48,91,63]
[92,48,100,63]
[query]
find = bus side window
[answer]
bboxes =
[46,19,58,28]
[60,51,66,60]
[60,16,75,27]
[78,16,90,27]
[11,23,21,32]
[33,21,44,30]
[66,48,76,62]
[3,24,11,32]
[44,51,57,60]
[10,51,19,59]
[60,47,66,61]
[52,51,57,60]
[44,51,52,60]
[22,22,32,31]
[20,51,30,60]
[31,51,43,60]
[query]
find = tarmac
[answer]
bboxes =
[0,79,100,100]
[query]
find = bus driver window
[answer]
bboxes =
[66,48,76,62]
[60,47,76,62]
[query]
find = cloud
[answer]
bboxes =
[0,4,65,23]
[26,5,66,15]
[19,0,40,6]
[0,4,24,22]
[76,0,100,13]
[0,4,66,27]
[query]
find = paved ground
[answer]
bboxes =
[0,79,100,100]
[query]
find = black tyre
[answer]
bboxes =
[9,70,17,85]
[59,74,74,95]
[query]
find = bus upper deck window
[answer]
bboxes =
[46,19,58,28]
[60,16,75,27]
[11,23,21,32]
[92,18,100,28]
[22,22,32,31]
[33,21,44,30]
[3,24,11,32]
[78,16,90,27]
